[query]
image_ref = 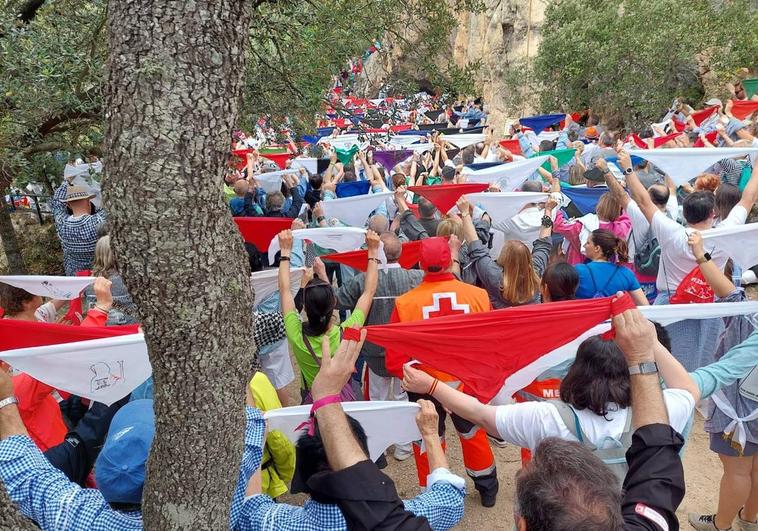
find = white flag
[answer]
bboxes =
[466,192,549,225]
[322,192,394,227]
[268,227,367,263]
[630,147,758,186]
[0,275,95,300]
[463,156,549,191]
[441,133,484,148]
[701,222,758,269]
[251,267,304,303]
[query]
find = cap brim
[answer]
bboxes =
[62,195,95,202]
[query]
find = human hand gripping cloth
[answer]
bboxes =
[534,148,576,171]
[519,114,566,135]
[462,155,550,191]
[652,132,683,148]
[408,184,488,214]
[335,145,360,165]
[0,275,95,300]
[630,147,758,186]
[254,169,298,195]
[321,192,394,227]
[343,294,637,402]
[690,106,720,126]
[0,320,150,405]
[265,401,421,461]
[234,217,294,251]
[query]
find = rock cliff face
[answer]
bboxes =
[356,0,547,130]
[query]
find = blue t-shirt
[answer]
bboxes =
[575,262,640,299]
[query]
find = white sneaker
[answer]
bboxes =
[742,270,758,286]
[393,444,413,461]
[688,513,730,530]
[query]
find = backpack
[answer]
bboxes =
[633,229,661,277]
[551,401,633,485]
[586,264,621,298]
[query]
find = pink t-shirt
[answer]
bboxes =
[554,210,632,265]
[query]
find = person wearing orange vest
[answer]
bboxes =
[388,236,499,507]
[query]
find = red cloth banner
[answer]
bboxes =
[260,152,293,170]
[323,240,426,272]
[408,183,489,214]
[730,100,758,121]
[234,217,293,251]
[653,133,682,148]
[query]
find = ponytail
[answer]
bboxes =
[590,229,629,263]
[615,237,629,263]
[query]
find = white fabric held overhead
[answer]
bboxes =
[0,275,96,300]
[700,223,758,269]
[321,192,394,228]
[441,134,485,148]
[630,147,758,186]
[463,156,549,191]
[268,227,368,263]
[1,334,151,406]
[265,401,421,460]
[251,267,304,304]
[466,192,549,225]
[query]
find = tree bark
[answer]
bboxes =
[0,194,27,274]
[0,486,35,530]
[103,1,255,529]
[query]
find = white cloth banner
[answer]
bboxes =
[406,143,437,153]
[251,267,304,304]
[254,170,296,195]
[1,334,151,406]
[268,227,368,263]
[265,401,421,460]
[389,136,424,147]
[700,223,758,269]
[63,161,103,180]
[442,134,485,148]
[630,147,758,185]
[0,275,95,300]
[463,156,549,191]
[291,158,317,175]
[322,192,393,228]
[492,301,758,403]
[466,192,549,225]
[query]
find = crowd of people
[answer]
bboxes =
[1,75,758,530]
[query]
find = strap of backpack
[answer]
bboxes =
[551,401,585,444]
[618,407,634,446]
[587,266,599,295]
[301,330,323,391]
[600,265,621,293]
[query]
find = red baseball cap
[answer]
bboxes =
[419,237,451,272]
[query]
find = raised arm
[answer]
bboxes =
[616,150,657,223]
[688,231,736,298]
[736,157,758,212]
[277,230,297,314]
[599,159,630,207]
[352,231,380,317]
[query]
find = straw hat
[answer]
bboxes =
[62,185,95,203]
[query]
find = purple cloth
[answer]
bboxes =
[519,114,566,135]
[373,150,411,171]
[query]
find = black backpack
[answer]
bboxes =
[632,229,661,277]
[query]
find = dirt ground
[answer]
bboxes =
[278,376,721,530]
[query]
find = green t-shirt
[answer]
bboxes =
[284,308,366,388]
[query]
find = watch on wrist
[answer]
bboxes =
[696,252,712,265]
[541,215,553,228]
[628,361,659,376]
[623,167,633,175]
[0,396,19,410]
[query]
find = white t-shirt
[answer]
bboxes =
[494,388,694,451]
[625,197,678,253]
[34,301,57,323]
[652,205,747,291]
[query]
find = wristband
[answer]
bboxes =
[317,216,326,223]
[368,257,381,264]
[541,215,553,228]
[94,304,111,314]
[428,378,440,396]
[295,394,342,436]
[279,256,290,261]
[0,396,18,410]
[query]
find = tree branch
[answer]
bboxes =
[37,110,101,137]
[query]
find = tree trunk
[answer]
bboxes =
[103,1,255,529]
[0,194,27,274]
[0,487,36,530]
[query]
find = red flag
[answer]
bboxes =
[343,293,636,402]
[730,100,758,120]
[234,217,293,251]
[408,183,488,214]
[653,132,682,148]
[0,319,139,352]
[389,124,413,133]
[323,240,426,272]
[690,106,719,126]
[693,131,718,147]
[499,139,522,155]
[626,134,648,149]
[672,118,686,132]
[260,152,293,170]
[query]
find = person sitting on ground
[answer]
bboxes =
[240,337,465,530]
[574,229,649,305]
[51,179,107,276]
[278,229,379,402]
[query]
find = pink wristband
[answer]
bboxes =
[310,394,342,415]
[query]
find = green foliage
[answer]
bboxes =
[528,0,758,128]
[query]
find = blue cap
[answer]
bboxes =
[95,399,154,505]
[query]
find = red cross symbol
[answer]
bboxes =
[422,292,470,320]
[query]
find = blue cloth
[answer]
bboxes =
[561,186,607,215]
[465,162,504,171]
[317,127,335,137]
[0,407,265,530]
[335,180,371,198]
[302,135,320,145]
[130,377,154,401]
[397,129,424,136]
[519,114,566,135]
[606,155,645,167]
[575,262,640,299]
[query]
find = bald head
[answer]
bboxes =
[233,179,249,196]
[380,232,402,263]
[368,214,389,235]
[521,181,543,193]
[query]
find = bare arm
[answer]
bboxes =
[688,231,736,298]
[737,158,758,212]
[653,341,701,402]
[352,231,380,317]
[601,161,631,207]
[616,150,657,223]
[456,197,478,243]
[416,400,449,471]
[277,230,296,315]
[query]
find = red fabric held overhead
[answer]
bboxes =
[408,183,489,214]
[0,319,139,352]
[730,100,758,121]
[234,217,293,251]
[690,106,719,126]
[343,293,636,402]
[652,133,682,148]
[323,240,426,272]
[260,152,293,170]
